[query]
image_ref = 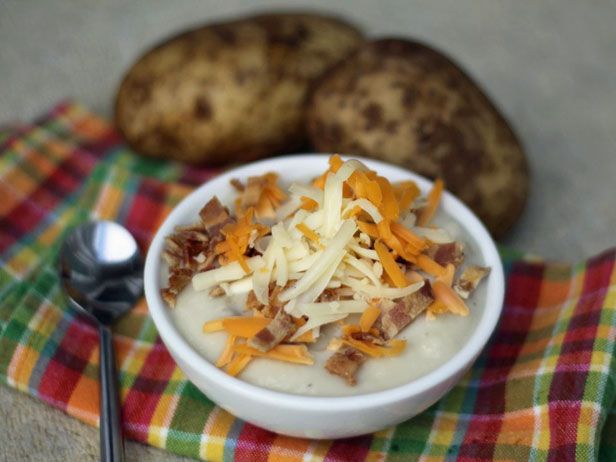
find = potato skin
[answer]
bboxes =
[306,39,529,238]
[114,13,364,166]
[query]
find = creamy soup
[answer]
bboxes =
[169,211,486,396]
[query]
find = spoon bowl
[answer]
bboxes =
[59,220,143,462]
[60,221,143,324]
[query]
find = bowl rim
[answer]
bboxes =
[144,154,505,412]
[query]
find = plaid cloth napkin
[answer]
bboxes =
[1,101,615,462]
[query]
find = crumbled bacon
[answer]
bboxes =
[425,242,465,267]
[245,290,262,313]
[249,310,295,352]
[230,178,245,192]
[200,197,235,236]
[163,224,214,272]
[161,288,177,308]
[160,268,193,308]
[209,286,225,297]
[233,173,287,219]
[168,268,192,288]
[161,224,215,307]
[454,266,490,299]
[162,244,182,268]
[316,287,349,302]
[325,346,367,386]
[266,285,287,317]
[240,177,263,210]
[380,283,434,339]
[245,284,287,318]
[173,224,209,241]
[161,197,236,308]
[350,331,386,346]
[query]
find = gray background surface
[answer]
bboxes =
[1,0,615,460]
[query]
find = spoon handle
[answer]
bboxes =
[99,324,125,462]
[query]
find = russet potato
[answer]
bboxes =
[306,39,529,238]
[115,13,364,165]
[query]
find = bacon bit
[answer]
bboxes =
[246,284,288,318]
[161,288,178,308]
[454,266,491,299]
[425,242,465,267]
[359,304,381,332]
[200,197,234,236]
[416,254,447,277]
[432,280,470,316]
[379,285,433,338]
[249,311,295,352]
[395,181,420,211]
[160,218,216,308]
[350,331,386,345]
[226,354,253,377]
[341,324,381,337]
[325,346,366,385]
[237,172,287,218]
[209,286,225,297]
[417,179,444,226]
[300,196,318,211]
[216,335,238,367]
[230,178,245,192]
[296,222,320,244]
[233,344,314,365]
[375,240,408,288]
[161,268,194,308]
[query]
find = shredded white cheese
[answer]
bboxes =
[192,256,263,291]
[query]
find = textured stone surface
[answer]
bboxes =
[1,0,615,460]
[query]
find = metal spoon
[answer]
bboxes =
[59,221,143,462]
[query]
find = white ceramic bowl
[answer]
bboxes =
[145,154,504,439]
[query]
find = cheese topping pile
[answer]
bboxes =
[162,155,490,385]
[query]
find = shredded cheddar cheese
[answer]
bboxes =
[417,178,444,226]
[359,304,381,332]
[375,240,408,288]
[296,222,320,244]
